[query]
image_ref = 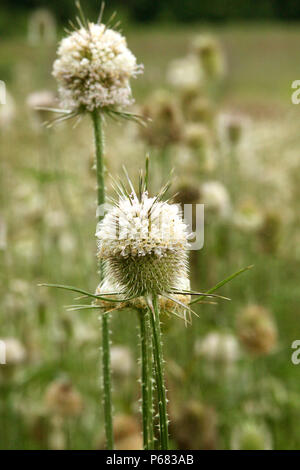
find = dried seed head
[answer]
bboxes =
[139,90,183,148]
[53,22,143,113]
[96,189,190,298]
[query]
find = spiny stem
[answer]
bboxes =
[91,109,113,450]
[148,295,169,450]
[139,309,150,449]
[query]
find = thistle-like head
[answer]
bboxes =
[52,5,143,115]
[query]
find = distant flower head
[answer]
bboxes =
[28,8,56,45]
[237,304,278,356]
[139,90,183,148]
[233,199,263,232]
[200,181,231,219]
[218,112,249,147]
[53,20,143,113]
[96,187,190,297]
[190,34,226,79]
[110,345,134,378]
[195,331,240,364]
[167,55,204,91]
[2,337,26,365]
[26,90,57,110]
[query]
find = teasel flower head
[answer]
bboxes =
[96,183,190,296]
[237,304,278,356]
[190,34,226,80]
[95,166,194,321]
[51,3,143,123]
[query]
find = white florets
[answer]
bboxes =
[2,337,26,365]
[97,192,189,258]
[96,191,190,296]
[53,23,143,112]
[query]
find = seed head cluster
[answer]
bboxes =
[53,22,143,112]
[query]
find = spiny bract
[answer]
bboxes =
[53,22,143,112]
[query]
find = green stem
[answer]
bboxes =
[138,309,154,450]
[91,110,113,450]
[146,310,155,450]
[149,295,169,450]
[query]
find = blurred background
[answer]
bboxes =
[1,0,300,450]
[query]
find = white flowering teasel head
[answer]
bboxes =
[96,178,191,300]
[52,5,143,115]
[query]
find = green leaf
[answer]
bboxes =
[189,265,254,305]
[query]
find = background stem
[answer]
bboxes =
[91,110,114,450]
